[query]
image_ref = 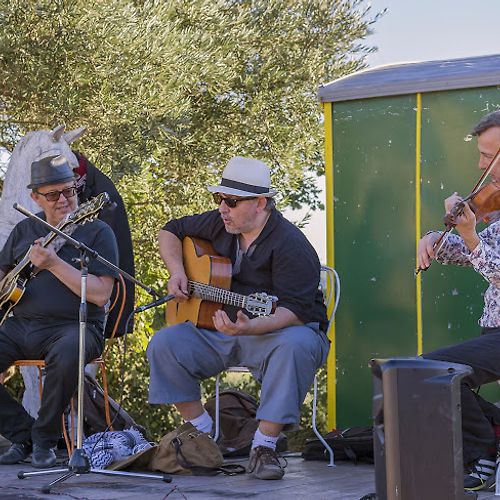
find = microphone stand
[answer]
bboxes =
[13,204,172,492]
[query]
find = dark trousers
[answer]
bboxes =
[0,316,103,448]
[423,327,500,465]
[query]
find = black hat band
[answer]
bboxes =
[220,177,269,194]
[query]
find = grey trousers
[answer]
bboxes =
[147,321,330,425]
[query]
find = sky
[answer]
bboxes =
[289,0,500,262]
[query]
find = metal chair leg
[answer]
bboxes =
[214,373,220,442]
[312,374,335,467]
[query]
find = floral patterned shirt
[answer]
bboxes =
[435,219,500,328]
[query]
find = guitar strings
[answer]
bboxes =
[189,281,247,308]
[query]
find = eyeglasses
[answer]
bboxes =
[35,186,77,202]
[212,193,257,208]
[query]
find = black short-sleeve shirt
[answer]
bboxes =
[0,214,119,324]
[163,209,328,332]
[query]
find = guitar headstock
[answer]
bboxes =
[61,192,111,227]
[245,292,278,317]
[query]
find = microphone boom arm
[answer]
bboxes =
[134,294,175,313]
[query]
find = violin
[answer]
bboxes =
[415,146,500,275]
[465,181,500,222]
[444,181,500,226]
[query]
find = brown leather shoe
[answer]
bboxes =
[246,446,285,480]
[0,442,32,465]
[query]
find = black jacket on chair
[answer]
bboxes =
[75,152,135,337]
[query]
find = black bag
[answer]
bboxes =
[302,426,374,464]
[81,374,138,436]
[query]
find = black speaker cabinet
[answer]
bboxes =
[371,357,475,500]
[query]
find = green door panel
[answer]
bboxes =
[330,88,500,427]
[333,96,417,427]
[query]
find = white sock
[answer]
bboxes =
[188,410,213,435]
[251,428,278,450]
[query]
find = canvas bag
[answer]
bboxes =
[110,422,245,476]
[153,423,225,475]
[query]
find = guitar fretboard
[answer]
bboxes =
[189,281,247,308]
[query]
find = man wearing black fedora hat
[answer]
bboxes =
[0,155,118,468]
[147,156,329,480]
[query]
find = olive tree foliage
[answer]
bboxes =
[0,0,380,437]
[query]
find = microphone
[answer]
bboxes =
[134,294,175,313]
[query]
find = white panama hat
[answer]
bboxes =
[207,156,277,197]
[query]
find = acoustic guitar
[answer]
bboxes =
[166,236,277,330]
[0,192,110,325]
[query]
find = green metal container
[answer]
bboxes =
[318,54,500,429]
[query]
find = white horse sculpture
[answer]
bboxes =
[0,124,86,418]
[0,124,86,249]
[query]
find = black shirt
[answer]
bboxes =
[163,209,328,332]
[0,214,119,323]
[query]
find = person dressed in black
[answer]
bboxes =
[8,151,136,421]
[147,156,330,480]
[0,155,118,468]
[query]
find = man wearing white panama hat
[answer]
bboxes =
[147,156,329,480]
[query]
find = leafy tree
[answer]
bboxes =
[0,0,380,438]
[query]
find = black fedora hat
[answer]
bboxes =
[27,155,76,189]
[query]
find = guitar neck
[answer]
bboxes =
[188,281,248,309]
[0,223,68,290]
[0,194,107,297]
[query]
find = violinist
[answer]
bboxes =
[418,110,500,492]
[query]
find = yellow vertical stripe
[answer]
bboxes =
[415,93,423,354]
[324,102,336,429]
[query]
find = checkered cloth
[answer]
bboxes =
[83,428,152,469]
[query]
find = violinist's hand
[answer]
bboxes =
[417,232,441,270]
[28,239,60,270]
[167,272,189,302]
[456,203,480,251]
[444,192,480,251]
[444,192,462,214]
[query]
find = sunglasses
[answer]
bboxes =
[212,193,257,208]
[35,186,77,202]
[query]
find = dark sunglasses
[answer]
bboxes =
[212,193,257,208]
[35,186,77,202]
